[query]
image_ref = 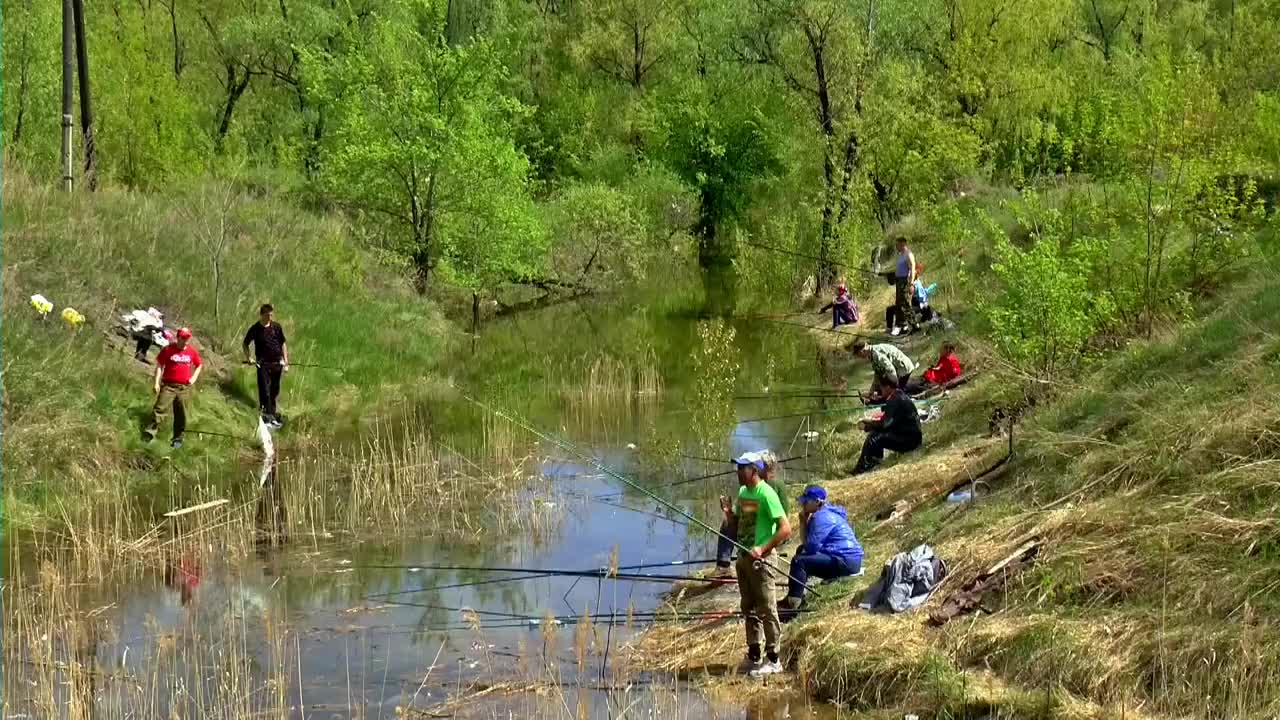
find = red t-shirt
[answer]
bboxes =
[157,343,202,385]
[924,352,962,385]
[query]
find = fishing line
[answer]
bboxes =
[458,392,822,597]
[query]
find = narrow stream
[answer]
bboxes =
[3,302,870,719]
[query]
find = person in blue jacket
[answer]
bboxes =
[781,485,863,608]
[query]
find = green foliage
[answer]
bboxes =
[977,194,1115,375]
[2,0,1278,320]
[305,0,543,291]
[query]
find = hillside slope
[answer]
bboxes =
[635,273,1280,718]
[1,172,451,530]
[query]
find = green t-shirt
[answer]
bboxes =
[735,481,786,549]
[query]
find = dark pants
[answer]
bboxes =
[787,552,862,600]
[889,277,915,330]
[832,304,857,328]
[716,517,739,567]
[855,431,922,473]
[256,363,283,418]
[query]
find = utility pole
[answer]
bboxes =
[61,0,75,191]
[71,0,97,191]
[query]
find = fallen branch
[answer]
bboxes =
[928,538,1041,626]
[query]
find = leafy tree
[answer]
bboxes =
[736,0,889,292]
[307,0,542,292]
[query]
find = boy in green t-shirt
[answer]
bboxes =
[719,454,792,677]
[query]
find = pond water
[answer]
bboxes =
[3,300,870,719]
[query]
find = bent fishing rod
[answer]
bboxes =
[459,392,823,598]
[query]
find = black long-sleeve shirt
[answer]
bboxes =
[868,391,921,442]
[243,322,287,362]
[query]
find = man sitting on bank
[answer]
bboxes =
[853,375,923,475]
[780,485,863,609]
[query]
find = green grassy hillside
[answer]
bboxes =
[1,170,452,529]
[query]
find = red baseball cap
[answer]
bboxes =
[177,327,193,339]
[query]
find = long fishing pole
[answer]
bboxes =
[363,559,719,601]
[734,392,864,400]
[459,393,822,597]
[378,602,801,625]
[740,239,884,278]
[592,453,815,501]
[186,428,251,442]
[332,608,819,636]
[245,360,344,371]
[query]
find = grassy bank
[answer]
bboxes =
[631,268,1280,718]
[1,169,453,531]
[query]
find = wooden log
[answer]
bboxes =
[163,498,228,518]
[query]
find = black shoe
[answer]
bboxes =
[142,432,155,443]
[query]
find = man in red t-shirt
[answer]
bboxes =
[144,327,203,449]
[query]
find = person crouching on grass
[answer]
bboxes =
[781,485,862,610]
[144,327,202,449]
[853,375,923,475]
[719,454,791,677]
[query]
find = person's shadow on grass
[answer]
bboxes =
[216,371,259,411]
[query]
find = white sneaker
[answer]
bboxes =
[889,327,901,337]
[750,660,783,677]
[737,656,761,674]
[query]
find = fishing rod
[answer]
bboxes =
[364,559,719,601]
[740,239,884,279]
[186,428,251,442]
[243,358,345,368]
[736,404,865,425]
[585,495,691,527]
[734,392,865,400]
[458,392,822,598]
[328,608,819,636]
[379,602,803,626]
[591,452,816,502]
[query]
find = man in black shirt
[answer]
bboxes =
[853,375,922,475]
[243,304,289,427]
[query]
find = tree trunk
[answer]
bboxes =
[694,192,736,317]
[72,0,98,191]
[166,0,184,78]
[809,31,839,293]
[13,22,30,145]
[471,292,481,334]
[215,63,252,154]
[411,173,439,293]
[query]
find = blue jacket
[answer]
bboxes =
[800,505,863,563]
